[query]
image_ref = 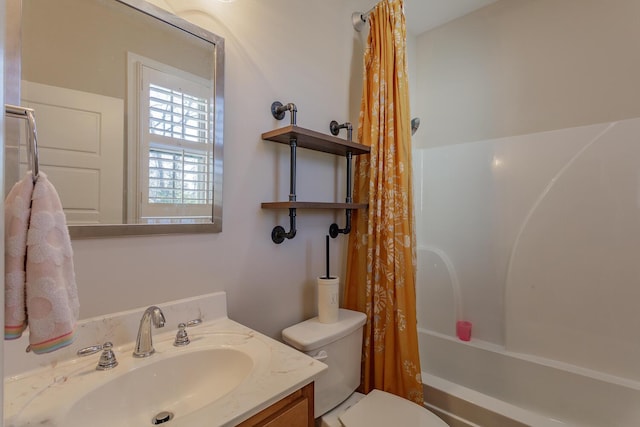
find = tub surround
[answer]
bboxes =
[412,0,640,422]
[415,118,640,425]
[4,292,326,426]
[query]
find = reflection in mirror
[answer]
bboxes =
[12,0,224,237]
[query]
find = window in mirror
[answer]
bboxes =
[133,59,214,223]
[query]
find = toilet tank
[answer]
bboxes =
[282,309,367,418]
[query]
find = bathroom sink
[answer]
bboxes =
[5,295,326,427]
[5,330,273,427]
[64,348,253,427]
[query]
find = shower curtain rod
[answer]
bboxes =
[352,1,407,32]
[352,3,378,32]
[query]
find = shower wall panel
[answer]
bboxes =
[414,117,640,381]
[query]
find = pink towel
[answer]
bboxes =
[4,172,79,353]
[4,173,34,339]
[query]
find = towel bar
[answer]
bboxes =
[4,104,40,183]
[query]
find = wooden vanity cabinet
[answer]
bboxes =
[236,382,314,427]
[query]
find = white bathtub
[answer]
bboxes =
[419,328,640,427]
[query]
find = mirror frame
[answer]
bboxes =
[7,0,224,238]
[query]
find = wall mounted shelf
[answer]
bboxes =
[262,102,370,244]
[261,125,370,156]
[261,201,368,210]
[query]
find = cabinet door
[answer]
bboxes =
[237,382,314,427]
[261,397,308,427]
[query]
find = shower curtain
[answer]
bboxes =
[344,0,423,405]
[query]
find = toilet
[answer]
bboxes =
[282,309,448,427]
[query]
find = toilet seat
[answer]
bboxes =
[338,390,448,427]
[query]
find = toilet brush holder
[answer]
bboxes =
[318,276,339,323]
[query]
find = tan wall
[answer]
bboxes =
[413,0,640,148]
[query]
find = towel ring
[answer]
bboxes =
[5,104,40,183]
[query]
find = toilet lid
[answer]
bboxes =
[338,390,448,427]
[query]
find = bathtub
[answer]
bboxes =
[419,328,640,427]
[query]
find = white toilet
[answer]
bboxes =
[282,309,448,427]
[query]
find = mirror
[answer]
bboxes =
[11,0,223,237]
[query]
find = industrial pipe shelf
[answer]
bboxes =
[261,201,368,210]
[261,125,370,156]
[262,101,370,244]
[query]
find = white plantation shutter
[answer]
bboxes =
[148,83,209,143]
[139,65,213,220]
[148,148,211,205]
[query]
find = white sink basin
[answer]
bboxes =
[64,348,253,427]
[5,329,274,427]
[5,301,326,427]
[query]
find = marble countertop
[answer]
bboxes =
[4,292,327,427]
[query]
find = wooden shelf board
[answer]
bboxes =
[261,125,370,156]
[262,201,368,210]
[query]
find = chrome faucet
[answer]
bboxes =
[133,306,166,358]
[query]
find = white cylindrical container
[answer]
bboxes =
[317,276,339,323]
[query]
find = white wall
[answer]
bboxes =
[413,0,640,423]
[413,0,640,149]
[66,0,375,340]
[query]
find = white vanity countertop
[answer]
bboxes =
[4,292,327,427]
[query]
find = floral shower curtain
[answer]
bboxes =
[344,0,423,405]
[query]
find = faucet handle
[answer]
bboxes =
[97,342,119,370]
[173,323,190,347]
[78,342,118,370]
[173,319,202,347]
[185,318,202,327]
[77,344,104,357]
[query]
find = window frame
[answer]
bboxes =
[127,53,221,225]
[139,64,213,220]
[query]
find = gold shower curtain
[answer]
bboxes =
[344,0,423,405]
